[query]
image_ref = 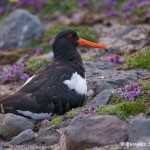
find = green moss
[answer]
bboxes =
[33,25,97,54]
[66,108,80,119]
[126,49,150,70]
[111,93,125,104]
[50,116,63,126]
[27,58,48,72]
[138,80,150,92]
[99,102,145,119]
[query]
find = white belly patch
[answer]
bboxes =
[63,72,87,95]
[17,110,52,120]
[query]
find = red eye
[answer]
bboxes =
[67,34,73,38]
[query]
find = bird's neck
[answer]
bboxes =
[53,45,83,64]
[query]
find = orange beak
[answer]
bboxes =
[77,38,109,50]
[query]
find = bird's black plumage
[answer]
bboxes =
[0,30,86,118]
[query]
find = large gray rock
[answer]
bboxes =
[84,61,149,95]
[129,119,150,143]
[65,115,128,150]
[0,9,45,50]
[35,127,61,146]
[0,113,34,140]
[88,89,112,107]
[10,129,35,145]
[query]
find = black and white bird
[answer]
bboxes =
[0,30,108,120]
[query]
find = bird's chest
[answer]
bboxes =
[63,72,87,95]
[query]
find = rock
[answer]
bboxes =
[65,115,128,150]
[84,61,149,95]
[70,12,86,25]
[0,113,34,140]
[99,24,150,52]
[10,129,35,145]
[88,89,112,107]
[93,23,126,38]
[0,9,45,50]
[0,146,4,150]
[35,127,61,146]
[111,26,136,39]
[131,137,150,150]
[86,90,95,102]
[129,119,150,143]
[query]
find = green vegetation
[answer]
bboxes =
[99,102,145,119]
[109,79,150,119]
[66,108,80,119]
[126,49,150,70]
[33,25,97,53]
[138,80,150,91]
[27,58,48,72]
[41,0,78,14]
[50,116,63,126]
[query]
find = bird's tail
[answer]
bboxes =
[0,92,32,114]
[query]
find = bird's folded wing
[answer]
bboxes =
[0,62,78,113]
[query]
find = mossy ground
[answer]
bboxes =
[99,102,145,120]
[107,79,150,119]
[126,49,150,70]
[50,116,63,126]
[26,57,48,74]
[33,25,98,53]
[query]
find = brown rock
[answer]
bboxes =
[0,113,34,140]
[35,127,61,146]
[65,115,128,150]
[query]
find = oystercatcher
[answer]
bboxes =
[0,30,108,120]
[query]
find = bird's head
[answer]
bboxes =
[52,30,109,61]
[53,29,108,49]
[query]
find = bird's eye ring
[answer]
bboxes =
[67,34,73,38]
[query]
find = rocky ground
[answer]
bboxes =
[0,9,150,150]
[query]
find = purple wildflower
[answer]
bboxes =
[40,119,50,126]
[12,65,20,75]
[104,9,120,16]
[21,61,27,70]
[123,13,131,19]
[88,105,96,112]
[35,47,43,55]
[3,71,13,80]
[34,0,45,12]
[79,0,88,7]
[118,83,143,101]
[16,0,45,11]
[20,73,30,82]
[105,0,119,5]
[107,54,124,63]
[147,8,150,18]
[97,3,103,8]
[0,7,5,15]
[123,4,134,11]
[138,1,150,7]
[49,38,55,46]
